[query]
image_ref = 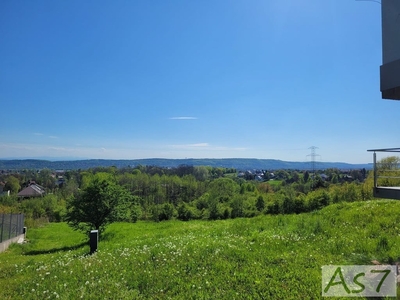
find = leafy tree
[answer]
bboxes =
[59,177,79,200]
[175,164,194,177]
[312,175,326,189]
[38,168,56,191]
[293,195,306,213]
[282,194,295,214]
[151,203,175,221]
[159,203,175,221]
[4,176,21,194]
[65,176,134,234]
[256,182,273,193]
[177,202,197,221]
[230,195,244,218]
[150,205,162,222]
[306,190,330,211]
[329,185,342,203]
[208,199,225,220]
[239,184,245,194]
[194,193,209,210]
[255,195,265,212]
[266,194,284,215]
[340,182,360,202]
[275,170,289,181]
[208,178,238,202]
[291,172,300,183]
[222,205,231,219]
[128,197,142,222]
[303,171,310,183]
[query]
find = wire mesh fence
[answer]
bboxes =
[0,213,25,243]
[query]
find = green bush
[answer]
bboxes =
[152,203,175,222]
[306,190,331,211]
[177,202,198,221]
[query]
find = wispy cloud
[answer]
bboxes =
[169,117,198,120]
[0,143,34,151]
[169,143,209,149]
[168,143,247,151]
[186,143,209,147]
[34,133,59,139]
[48,146,69,151]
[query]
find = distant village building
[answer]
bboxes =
[320,174,329,181]
[254,175,263,182]
[54,170,65,187]
[17,182,45,198]
[237,172,245,178]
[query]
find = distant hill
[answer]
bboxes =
[0,158,372,171]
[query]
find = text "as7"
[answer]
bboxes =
[321,265,396,297]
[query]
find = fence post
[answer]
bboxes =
[8,214,13,241]
[19,214,22,234]
[21,214,25,235]
[0,214,4,243]
[16,214,20,235]
[90,230,99,254]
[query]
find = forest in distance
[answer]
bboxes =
[0,158,372,171]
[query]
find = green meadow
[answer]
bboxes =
[1,200,400,299]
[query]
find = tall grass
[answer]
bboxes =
[1,200,400,299]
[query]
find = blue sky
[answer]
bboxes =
[1,0,399,163]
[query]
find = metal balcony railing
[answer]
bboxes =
[367,148,400,200]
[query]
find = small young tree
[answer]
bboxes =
[256,195,265,212]
[65,176,133,235]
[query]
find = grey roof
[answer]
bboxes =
[17,184,45,197]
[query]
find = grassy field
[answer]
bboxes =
[1,200,400,299]
[266,179,282,187]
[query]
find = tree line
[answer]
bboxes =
[0,160,384,233]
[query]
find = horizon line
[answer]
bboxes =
[0,157,372,164]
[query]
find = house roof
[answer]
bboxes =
[17,184,45,197]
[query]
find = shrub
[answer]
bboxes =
[152,203,175,222]
[177,203,198,221]
[306,190,331,211]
